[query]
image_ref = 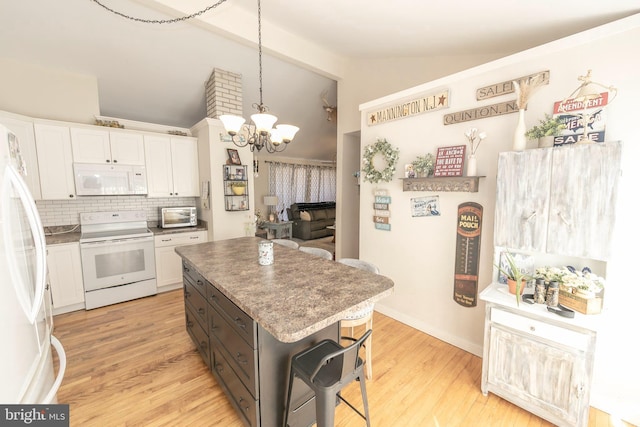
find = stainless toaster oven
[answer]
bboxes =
[158,206,197,228]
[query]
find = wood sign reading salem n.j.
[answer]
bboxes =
[367,89,449,126]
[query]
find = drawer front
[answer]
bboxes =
[183,262,207,297]
[490,308,591,351]
[155,231,205,248]
[207,281,256,348]
[212,347,259,427]
[209,304,258,398]
[185,305,210,369]
[184,281,207,330]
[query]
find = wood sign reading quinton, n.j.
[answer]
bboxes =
[366,89,450,126]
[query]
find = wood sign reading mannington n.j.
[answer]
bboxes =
[367,89,449,126]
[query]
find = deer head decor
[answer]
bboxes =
[321,90,337,122]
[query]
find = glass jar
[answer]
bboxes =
[258,241,274,265]
[534,278,547,304]
[546,280,559,307]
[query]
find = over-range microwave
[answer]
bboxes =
[159,206,197,228]
[73,163,148,196]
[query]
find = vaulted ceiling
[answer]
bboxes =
[1,1,638,160]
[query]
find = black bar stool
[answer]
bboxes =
[283,329,371,427]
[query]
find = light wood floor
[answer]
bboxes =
[52,289,631,427]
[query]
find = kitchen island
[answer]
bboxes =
[175,237,394,427]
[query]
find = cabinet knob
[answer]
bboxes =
[238,398,250,412]
[106,159,110,163]
[169,193,173,196]
[234,317,247,329]
[113,159,118,163]
[69,194,74,198]
[175,192,178,196]
[529,326,536,332]
[235,352,248,365]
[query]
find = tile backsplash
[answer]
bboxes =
[36,196,197,226]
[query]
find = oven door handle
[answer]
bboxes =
[80,236,154,247]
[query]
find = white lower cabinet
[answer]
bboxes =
[154,231,207,289]
[480,286,596,427]
[47,242,85,314]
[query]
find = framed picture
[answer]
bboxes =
[405,164,416,178]
[227,148,241,165]
[234,167,245,180]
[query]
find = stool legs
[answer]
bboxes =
[364,317,373,380]
[359,375,371,427]
[315,391,335,427]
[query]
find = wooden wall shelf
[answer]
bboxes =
[401,176,484,192]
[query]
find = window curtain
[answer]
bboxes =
[268,162,336,221]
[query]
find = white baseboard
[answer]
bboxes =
[375,304,484,357]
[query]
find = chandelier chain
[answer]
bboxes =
[257,0,264,110]
[90,0,229,25]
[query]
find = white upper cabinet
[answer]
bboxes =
[0,112,42,199]
[144,135,199,198]
[170,137,199,197]
[34,123,76,200]
[494,142,622,260]
[494,148,552,252]
[70,127,145,165]
[109,132,145,165]
[546,143,621,260]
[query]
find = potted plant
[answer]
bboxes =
[525,113,567,148]
[496,252,532,305]
[411,154,435,177]
[230,181,247,195]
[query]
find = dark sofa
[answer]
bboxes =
[287,202,336,240]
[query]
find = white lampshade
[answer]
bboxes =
[251,113,278,134]
[219,115,246,135]
[276,124,299,142]
[269,128,283,146]
[263,195,278,206]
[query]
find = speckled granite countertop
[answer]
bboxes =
[44,225,82,245]
[148,221,208,236]
[175,236,394,343]
[45,221,208,245]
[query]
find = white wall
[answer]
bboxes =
[358,15,640,423]
[335,53,502,259]
[0,58,100,124]
[192,118,256,241]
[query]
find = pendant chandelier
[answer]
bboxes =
[220,0,299,153]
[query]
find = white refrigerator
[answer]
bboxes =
[0,124,66,403]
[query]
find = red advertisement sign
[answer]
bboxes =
[434,145,466,177]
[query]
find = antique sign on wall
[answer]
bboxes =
[367,89,449,126]
[373,190,391,231]
[443,100,519,125]
[552,92,609,145]
[410,196,440,217]
[453,202,483,307]
[433,145,466,177]
[476,70,550,101]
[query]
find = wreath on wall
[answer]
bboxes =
[362,138,399,183]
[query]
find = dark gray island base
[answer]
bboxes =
[176,237,394,427]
